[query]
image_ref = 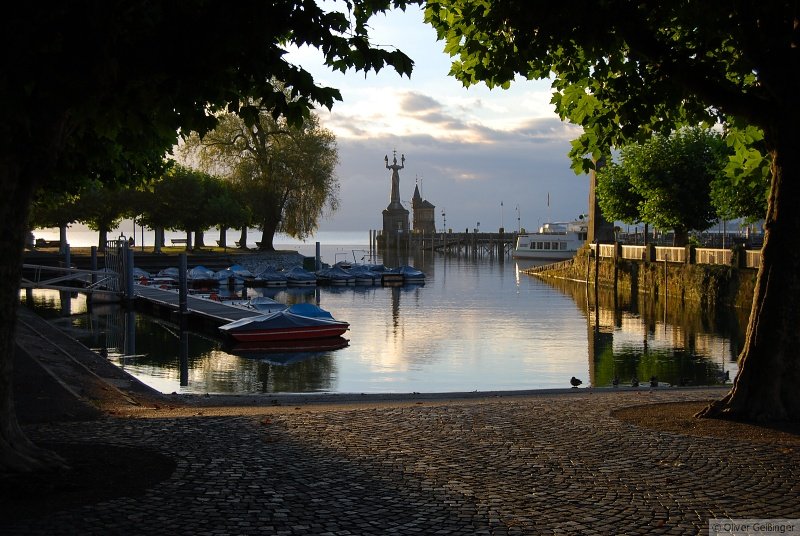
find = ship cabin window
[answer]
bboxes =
[544,242,551,250]
[560,242,567,250]
[536,242,543,249]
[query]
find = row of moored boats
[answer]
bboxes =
[135,262,425,289]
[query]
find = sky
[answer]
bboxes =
[285,5,589,234]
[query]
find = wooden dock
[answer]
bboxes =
[134,284,259,330]
[406,232,516,257]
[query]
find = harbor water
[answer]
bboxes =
[21,241,744,395]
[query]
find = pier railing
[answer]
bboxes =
[404,231,517,257]
[590,243,760,269]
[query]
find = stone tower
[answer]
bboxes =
[382,151,410,240]
[412,178,436,234]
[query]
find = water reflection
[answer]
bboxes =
[542,277,744,387]
[20,251,746,393]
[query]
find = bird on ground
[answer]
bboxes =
[570,376,583,388]
[717,370,730,384]
[631,376,639,387]
[650,376,658,388]
[612,376,620,388]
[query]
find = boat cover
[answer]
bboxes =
[219,303,345,335]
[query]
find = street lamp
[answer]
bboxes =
[441,209,446,232]
[515,205,520,233]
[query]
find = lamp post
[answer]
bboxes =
[441,209,446,232]
[516,205,520,233]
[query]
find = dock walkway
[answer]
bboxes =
[134,284,259,327]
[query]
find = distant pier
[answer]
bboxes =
[374,230,517,258]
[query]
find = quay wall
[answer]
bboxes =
[530,247,758,310]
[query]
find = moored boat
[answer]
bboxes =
[213,264,255,286]
[348,264,380,285]
[512,219,588,260]
[397,265,425,283]
[316,264,355,285]
[284,265,317,286]
[250,265,288,287]
[218,303,348,342]
[187,265,218,288]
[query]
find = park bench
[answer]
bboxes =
[217,240,246,248]
[34,239,61,248]
[171,238,188,245]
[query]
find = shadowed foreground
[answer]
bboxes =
[4,308,798,535]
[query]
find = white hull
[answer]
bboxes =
[511,249,577,260]
[512,220,588,260]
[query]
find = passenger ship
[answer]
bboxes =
[512,220,589,260]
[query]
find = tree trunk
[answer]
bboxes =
[673,227,688,247]
[59,225,68,253]
[194,229,205,248]
[153,227,163,254]
[259,219,278,251]
[185,231,192,251]
[238,227,248,249]
[98,227,109,251]
[218,227,227,249]
[699,123,800,421]
[0,153,67,473]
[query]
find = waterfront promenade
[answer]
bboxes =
[6,308,799,535]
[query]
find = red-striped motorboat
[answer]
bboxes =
[219,303,349,342]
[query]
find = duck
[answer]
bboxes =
[570,376,583,388]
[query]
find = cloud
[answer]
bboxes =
[399,92,441,113]
[285,7,591,235]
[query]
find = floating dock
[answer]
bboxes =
[134,284,259,332]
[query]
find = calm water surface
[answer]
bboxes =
[22,245,745,394]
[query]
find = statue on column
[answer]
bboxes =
[384,150,405,207]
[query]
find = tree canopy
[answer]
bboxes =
[596,128,728,245]
[1,1,414,473]
[179,108,339,250]
[423,1,800,421]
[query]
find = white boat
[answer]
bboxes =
[512,220,588,260]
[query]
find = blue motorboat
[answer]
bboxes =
[214,264,255,285]
[348,264,380,285]
[284,265,317,286]
[316,264,355,285]
[398,265,426,283]
[251,265,288,287]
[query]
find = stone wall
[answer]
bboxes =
[531,247,757,310]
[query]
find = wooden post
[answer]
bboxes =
[179,253,188,315]
[90,246,98,287]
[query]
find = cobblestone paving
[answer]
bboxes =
[8,389,799,535]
